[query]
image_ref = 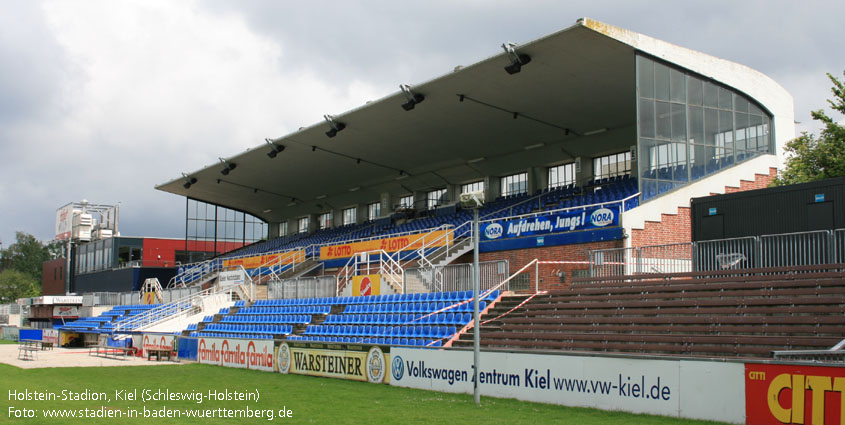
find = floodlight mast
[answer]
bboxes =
[460,190,484,405]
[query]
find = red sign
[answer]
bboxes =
[359,277,372,296]
[745,363,845,425]
[197,337,275,372]
[143,334,174,356]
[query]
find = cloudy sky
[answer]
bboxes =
[1,0,843,248]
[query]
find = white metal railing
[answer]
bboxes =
[404,260,509,293]
[336,250,405,296]
[111,273,253,334]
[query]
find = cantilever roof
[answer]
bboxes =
[155,18,790,223]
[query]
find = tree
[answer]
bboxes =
[0,232,58,287]
[0,269,39,303]
[772,70,845,186]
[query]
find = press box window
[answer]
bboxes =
[342,207,357,226]
[501,173,528,196]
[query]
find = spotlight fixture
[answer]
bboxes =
[219,158,237,175]
[265,138,285,158]
[181,173,197,189]
[323,114,346,138]
[399,84,425,111]
[502,42,531,75]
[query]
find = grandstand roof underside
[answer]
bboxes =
[153,19,719,222]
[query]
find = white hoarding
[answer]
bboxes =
[197,337,275,372]
[389,348,744,424]
[218,270,246,288]
[55,204,74,240]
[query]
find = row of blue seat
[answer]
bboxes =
[287,335,443,346]
[190,332,274,340]
[254,290,499,307]
[343,301,486,314]
[204,324,292,334]
[237,306,331,315]
[325,312,472,326]
[303,324,457,339]
[221,314,311,324]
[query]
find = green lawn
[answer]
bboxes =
[0,339,17,344]
[0,363,729,425]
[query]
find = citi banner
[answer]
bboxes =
[277,342,389,384]
[480,206,620,241]
[142,333,175,357]
[390,348,744,423]
[222,250,305,269]
[197,337,275,372]
[320,230,452,260]
[745,363,845,425]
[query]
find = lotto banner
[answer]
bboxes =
[222,250,305,269]
[745,363,845,425]
[352,275,380,297]
[319,230,452,260]
[142,292,157,305]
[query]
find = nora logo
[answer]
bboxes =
[391,356,404,380]
[590,208,615,227]
[484,223,503,239]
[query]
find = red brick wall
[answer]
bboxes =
[632,167,777,248]
[41,258,66,295]
[451,240,623,291]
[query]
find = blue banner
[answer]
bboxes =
[480,206,620,241]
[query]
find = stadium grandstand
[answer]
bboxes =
[10,18,845,424]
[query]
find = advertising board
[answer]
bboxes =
[480,206,620,241]
[277,342,389,384]
[390,348,744,423]
[197,337,275,372]
[745,363,845,425]
[320,230,452,260]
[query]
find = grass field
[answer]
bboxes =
[0,339,17,345]
[0,363,730,425]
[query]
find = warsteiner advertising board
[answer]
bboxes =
[277,342,389,384]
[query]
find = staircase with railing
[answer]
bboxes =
[111,271,254,336]
[336,250,405,296]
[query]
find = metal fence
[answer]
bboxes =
[268,276,336,300]
[0,304,21,315]
[695,236,758,270]
[404,260,509,293]
[589,228,845,277]
[81,288,201,307]
[590,243,692,277]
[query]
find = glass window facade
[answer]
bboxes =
[427,189,447,209]
[548,163,576,188]
[368,202,381,220]
[593,152,631,180]
[298,217,309,234]
[461,181,484,194]
[342,207,356,226]
[186,199,266,258]
[318,212,332,230]
[637,55,773,200]
[501,173,528,196]
[399,195,414,209]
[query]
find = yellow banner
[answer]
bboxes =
[143,292,156,305]
[223,250,305,269]
[278,343,389,384]
[320,230,453,260]
[353,274,380,297]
